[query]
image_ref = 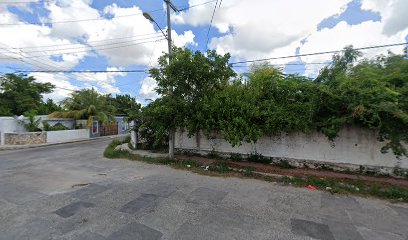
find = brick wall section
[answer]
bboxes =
[5,132,47,145]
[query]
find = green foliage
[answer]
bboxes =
[37,99,62,115]
[106,94,141,118]
[42,121,67,131]
[0,74,55,116]
[244,166,255,175]
[230,153,243,162]
[142,46,407,158]
[19,110,41,132]
[274,160,294,169]
[147,47,236,141]
[209,161,230,173]
[247,152,272,164]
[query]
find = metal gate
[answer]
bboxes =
[100,123,118,136]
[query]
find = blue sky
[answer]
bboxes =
[0,0,407,104]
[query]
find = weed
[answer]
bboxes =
[244,166,255,175]
[104,140,408,203]
[247,153,271,164]
[316,164,334,171]
[230,153,243,162]
[209,161,230,173]
[274,160,294,169]
[207,151,221,159]
[103,140,129,158]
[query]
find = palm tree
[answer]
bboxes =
[49,89,116,127]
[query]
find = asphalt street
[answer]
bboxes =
[0,139,407,240]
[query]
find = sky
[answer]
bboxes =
[0,0,407,105]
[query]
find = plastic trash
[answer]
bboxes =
[307,185,317,190]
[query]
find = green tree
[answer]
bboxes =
[50,88,116,123]
[106,94,141,117]
[149,47,236,135]
[0,74,54,115]
[315,48,408,157]
[38,99,62,115]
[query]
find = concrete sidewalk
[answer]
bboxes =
[0,134,128,151]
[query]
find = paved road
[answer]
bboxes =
[0,139,408,240]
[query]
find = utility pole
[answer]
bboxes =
[165,0,175,159]
[143,1,177,159]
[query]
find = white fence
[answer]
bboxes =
[175,127,408,169]
[47,129,89,143]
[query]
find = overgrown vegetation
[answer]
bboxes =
[18,110,41,132]
[105,140,408,202]
[42,121,68,131]
[143,46,407,158]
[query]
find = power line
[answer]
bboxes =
[0,38,166,59]
[16,70,148,73]
[205,0,219,50]
[0,1,40,4]
[230,42,408,65]
[2,32,162,50]
[0,35,164,54]
[0,0,217,25]
[232,62,330,68]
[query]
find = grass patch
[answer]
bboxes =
[104,140,408,203]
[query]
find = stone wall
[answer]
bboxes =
[5,132,47,145]
[175,127,408,173]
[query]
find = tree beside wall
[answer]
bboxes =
[143,47,408,158]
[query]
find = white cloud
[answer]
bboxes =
[72,67,126,94]
[45,0,101,39]
[176,0,352,58]
[299,20,407,77]
[361,0,408,36]
[31,72,78,102]
[138,77,159,101]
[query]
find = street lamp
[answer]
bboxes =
[143,12,168,40]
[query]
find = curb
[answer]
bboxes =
[0,134,129,151]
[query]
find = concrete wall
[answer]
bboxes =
[46,129,89,143]
[0,116,75,145]
[0,117,26,145]
[5,132,46,145]
[175,127,408,169]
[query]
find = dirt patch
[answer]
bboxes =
[175,155,408,188]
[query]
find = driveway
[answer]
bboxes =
[0,139,407,240]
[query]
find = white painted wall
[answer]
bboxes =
[46,129,89,143]
[0,117,26,145]
[175,127,408,169]
[0,116,76,145]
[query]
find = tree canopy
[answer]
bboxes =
[49,89,141,122]
[143,47,408,157]
[0,74,55,116]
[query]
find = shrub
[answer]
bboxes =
[230,153,243,161]
[247,153,271,164]
[274,160,294,169]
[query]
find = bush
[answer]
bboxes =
[274,160,294,169]
[247,153,271,164]
[230,153,243,161]
[42,121,68,131]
